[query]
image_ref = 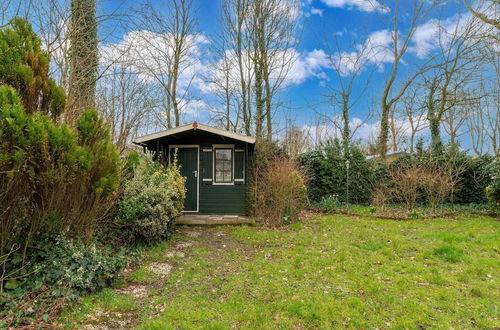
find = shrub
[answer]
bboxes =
[486,157,500,211]
[0,18,65,118]
[299,139,373,204]
[0,236,127,327]
[393,144,492,205]
[0,85,120,259]
[389,164,425,210]
[453,155,494,204]
[116,156,185,245]
[419,164,455,212]
[30,237,127,294]
[314,194,342,212]
[249,157,307,226]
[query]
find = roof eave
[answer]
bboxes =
[133,123,256,145]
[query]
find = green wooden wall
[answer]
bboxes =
[149,131,253,215]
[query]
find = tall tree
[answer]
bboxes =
[249,0,299,140]
[134,0,198,129]
[422,13,482,151]
[96,67,157,153]
[376,0,438,158]
[66,0,98,126]
[463,0,500,40]
[324,33,373,155]
[218,0,254,135]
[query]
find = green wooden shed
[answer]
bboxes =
[133,122,255,215]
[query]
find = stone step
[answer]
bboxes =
[177,215,254,225]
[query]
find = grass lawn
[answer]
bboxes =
[59,214,499,329]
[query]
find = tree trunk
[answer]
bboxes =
[342,96,350,157]
[254,63,264,139]
[66,0,98,127]
[378,101,390,158]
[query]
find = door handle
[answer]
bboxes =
[193,170,198,177]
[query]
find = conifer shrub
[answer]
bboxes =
[299,139,373,204]
[0,85,120,258]
[0,18,65,118]
[486,157,500,211]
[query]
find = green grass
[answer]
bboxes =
[59,288,137,325]
[60,214,499,329]
[129,267,159,283]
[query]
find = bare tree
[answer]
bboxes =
[249,0,300,140]
[96,67,157,153]
[423,13,483,151]
[467,77,499,156]
[29,0,72,91]
[216,0,255,135]
[283,123,311,159]
[441,91,471,145]
[376,0,440,158]
[133,0,198,129]
[323,32,374,155]
[397,86,428,153]
[388,105,408,152]
[463,0,499,41]
[0,0,31,27]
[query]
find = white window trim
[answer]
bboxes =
[168,145,200,213]
[212,144,235,185]
[234,148,245,183]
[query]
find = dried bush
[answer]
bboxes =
[371,184,392,208]
[420,164,456,212]
[249,157,307,226]
[385,161,457,212]
[389,165,425,210]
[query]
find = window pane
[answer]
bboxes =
[215,149,233,183]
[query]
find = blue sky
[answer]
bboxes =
[21,0,496,151]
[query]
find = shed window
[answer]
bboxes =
[214,148,233,183]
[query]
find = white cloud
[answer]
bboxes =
[178,99,212,116]
[409,5,498,59]
[288,49,331,84]
[309,7,324,16]
[320,0,389,13]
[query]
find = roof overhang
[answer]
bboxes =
[133,123,256,145]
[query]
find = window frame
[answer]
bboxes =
[212,144,234,185]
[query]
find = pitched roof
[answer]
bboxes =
[133,122,256,144]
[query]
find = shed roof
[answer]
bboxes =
[133,122,256,144]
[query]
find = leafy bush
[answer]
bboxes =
[486,157,500,211]
[249,157,307,226]
[0,85,120,259]
[453,155,494,204]
[314,194,342,212]
[31,237,127,293]
[116,156,185,245]
[299,139,373,204]
[0,236,127,327]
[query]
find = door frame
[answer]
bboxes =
[169,144,199,213]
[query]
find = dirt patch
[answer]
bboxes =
[116,284,149,298]
[83,310,135,329]
[186,230,202,238]
[175,242,193,249]
[148,262,173,277]
[165,250,185,258]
